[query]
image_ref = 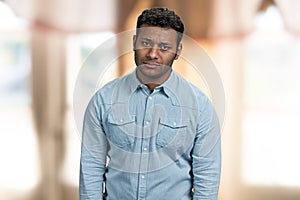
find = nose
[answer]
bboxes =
[147,47,159,59]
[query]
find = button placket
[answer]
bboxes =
[137,94,151,199]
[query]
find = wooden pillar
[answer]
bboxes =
[31,26,67,200]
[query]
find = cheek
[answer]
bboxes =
[134,50,145,65]
[165,53,177,63]
[135,49,147,59]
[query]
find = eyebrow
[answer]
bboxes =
[140,37,152,42]
[140,37,173,46]
[160,42,172,46]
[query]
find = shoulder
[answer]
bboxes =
[90,74,126,105]
[95,73,130,96]
[173,72,210,110]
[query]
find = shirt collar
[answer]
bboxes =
[127,69,142,94]
[126,69,180,105]
[160,70,180,105]
[160,70,176,97]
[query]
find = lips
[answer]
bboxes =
[143,62,160,69]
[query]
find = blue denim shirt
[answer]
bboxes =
[80,70,221,200]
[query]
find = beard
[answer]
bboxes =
[134,50,177,83]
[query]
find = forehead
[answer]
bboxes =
[137,25,178,43]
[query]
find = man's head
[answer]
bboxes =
[136,7,184,45]
[133,8,185,88]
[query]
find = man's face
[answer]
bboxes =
[133,25,182,84]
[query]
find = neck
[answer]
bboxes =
[136,69,171,92]
[145,83,159,93]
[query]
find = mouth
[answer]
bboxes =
[142,62,160,69]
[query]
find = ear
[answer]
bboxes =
[174,43,182,60]
[133,35,137,50]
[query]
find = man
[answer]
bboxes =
[80,7,221,200]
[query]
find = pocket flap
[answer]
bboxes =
[108,114,135,125]
[159,117,187,128]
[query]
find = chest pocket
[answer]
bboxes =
[106,114,135,148]
[156,117,188,148]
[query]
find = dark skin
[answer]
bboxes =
[133,24,182,92]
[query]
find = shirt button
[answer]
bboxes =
[149,96,152,100]
[173,122,177,126]
[143,147,147,152]
[120,119,123,123]
[145,121,150,125]
[141,175,145,179]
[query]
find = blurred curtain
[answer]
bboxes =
[275,0,300,35]
[5,0,300,36]
[6,0,116,32]
[209,0,300,38]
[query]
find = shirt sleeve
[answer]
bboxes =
[80,95,107,200]
[192,97,221,200]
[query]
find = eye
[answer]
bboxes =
[160,45,170,51]
[142,41,151,47]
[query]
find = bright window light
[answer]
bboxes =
[0,1,38,194]
[242,6,300,186]
[0,2,28,31]
[63,31,116,186]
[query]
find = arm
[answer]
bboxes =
[80,96,107,200]
[192,98,221,200]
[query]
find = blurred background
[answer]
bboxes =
[1,0,300,199]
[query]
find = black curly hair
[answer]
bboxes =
[136,7,184,45]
